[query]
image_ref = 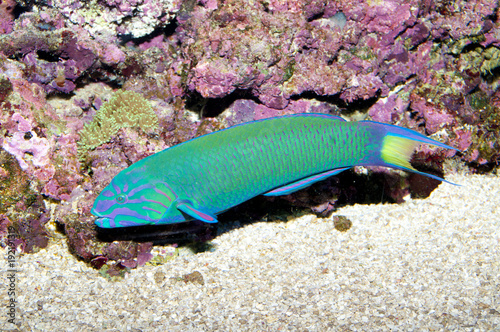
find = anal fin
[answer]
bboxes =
[264,167,350,196]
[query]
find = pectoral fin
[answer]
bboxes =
[176,200,218,223]
[264,167,351,196]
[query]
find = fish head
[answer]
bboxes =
[91,166,179,228]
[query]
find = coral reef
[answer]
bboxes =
[0,148,49,253]
[45,0,182,39]
[0,0,499,270]
[77,90,159,159]
[0,0,15,34]
[219,98,336,126]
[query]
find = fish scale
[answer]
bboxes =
[91,113,459,228]
[206,119,333,202]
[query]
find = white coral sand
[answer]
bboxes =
[1,173,499,331]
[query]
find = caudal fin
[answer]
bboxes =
[365,121,460,184]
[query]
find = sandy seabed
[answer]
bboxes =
[1,173,499,331]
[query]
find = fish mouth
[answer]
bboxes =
[90,206,104,218]
[91,206,114,228]
[94,217,112,228]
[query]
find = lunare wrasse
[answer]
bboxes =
[91,113,458,228]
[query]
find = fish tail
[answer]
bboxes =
[367,121,460,184]
[381,135,420,173]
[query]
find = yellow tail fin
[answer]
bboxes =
[381,135,419,172]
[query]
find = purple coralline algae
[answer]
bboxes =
[0,0,15,34]
[0,0,499,271]
[220,98,334,126]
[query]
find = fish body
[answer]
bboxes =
[91,113,457,228]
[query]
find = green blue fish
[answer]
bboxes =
[91,113,458,228]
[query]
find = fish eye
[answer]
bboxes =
[116,194,127,204]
